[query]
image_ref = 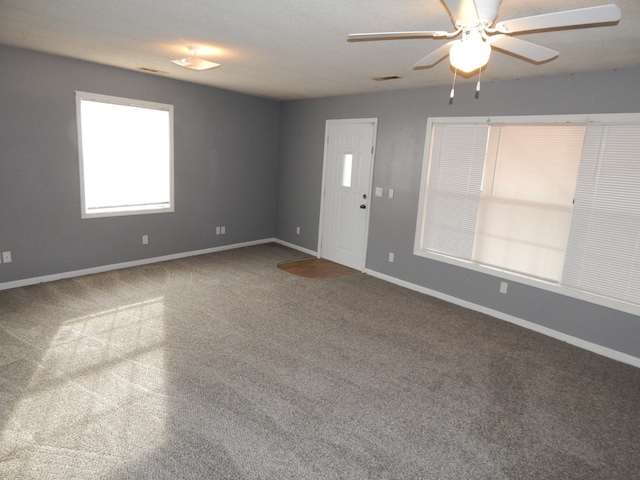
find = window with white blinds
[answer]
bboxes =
[418,123,488,259]
[562,123,640,305]
[415,115,640,312]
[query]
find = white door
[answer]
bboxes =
[319,119,377,270]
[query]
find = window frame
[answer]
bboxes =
[414,113,640,316]
[76,91,175,219]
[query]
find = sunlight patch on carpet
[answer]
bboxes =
[1,297,168,477]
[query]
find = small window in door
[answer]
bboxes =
[342,154,353,187]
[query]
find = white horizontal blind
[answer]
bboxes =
[473,125,585,281]
[563,123,640,304]
[420,123,488,259]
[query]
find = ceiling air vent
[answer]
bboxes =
[372,75,401,81]
[138,67,170,75]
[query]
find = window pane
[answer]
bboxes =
[473,125,585,281]
[420,123,488,259]
[77,92,173,218]
[483,125,584,204]
[342,154,353,187]
[473,196,573,280]
[563,124,640,304]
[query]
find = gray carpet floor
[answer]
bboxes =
[0,243,638,479]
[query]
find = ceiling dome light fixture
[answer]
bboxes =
[448,29,491,73]
[171,46,220,71]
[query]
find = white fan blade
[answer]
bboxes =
[489,35,559,62]
[442,0,479,25]
[413,41,457,68]
[348,31,448,41]
[495,5,622,33]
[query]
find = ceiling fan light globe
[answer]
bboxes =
[449,40,491,73]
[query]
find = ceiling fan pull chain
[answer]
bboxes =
[450,69,457,100]
[476,68,482,98]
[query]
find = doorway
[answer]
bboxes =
[319,118,377,271]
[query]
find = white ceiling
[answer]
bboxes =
[1,0,639,100]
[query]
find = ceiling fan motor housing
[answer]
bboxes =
[474,0,502,25]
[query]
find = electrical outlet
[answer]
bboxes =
[2,251,12,263]
[221,226,226,234]
[388,188,394,199]
[388,252,394,263]
[142,235,149,245]
[296,226,301,235]
[500,281,508,294]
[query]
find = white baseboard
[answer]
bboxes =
[0,238,276,291]
[365,268,640,369]
[272,239,318,257]
[0,238,317,292]
[3,240,636,369]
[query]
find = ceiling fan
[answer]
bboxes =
[348,0,622,74]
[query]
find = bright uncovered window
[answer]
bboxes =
[415,115,640,312]
[76,91,174,218]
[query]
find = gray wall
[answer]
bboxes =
[0,46,280,281]
[276,68,640,359]
[1,44,638,360]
